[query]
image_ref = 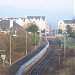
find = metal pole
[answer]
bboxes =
[10,35,11,66]
[35,32,36,49]
[3,60,4,68]
[59,52,60,66]
[26,32,27,56]
[64,33,66,59]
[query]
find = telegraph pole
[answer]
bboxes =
[26,32,27,56]
[35,32,36,49]
[64,32,67,59]
[9,29,12,66]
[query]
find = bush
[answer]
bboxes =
[32,34,40,45]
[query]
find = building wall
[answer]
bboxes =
[16,18,24,26]
[10,20,13,27]
[24,17,47,31]
[11,16,47,31]
[58,20,75,32]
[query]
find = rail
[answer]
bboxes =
[17,38,49,75]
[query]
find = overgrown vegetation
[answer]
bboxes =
[32,34,40,45]
[58,25,75,38]
[66,25,75,38]
[58,28,62,34]
[26,24,39,33]
[58,37,75,49]
[0,28,40,75]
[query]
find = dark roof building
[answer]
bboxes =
[11,16,46,21]
[63,20,75,24]
[5,16,47,31]
[0,18,3,21]
[0,20,22,31]
[58,19,75,32]
[26,16,45,21]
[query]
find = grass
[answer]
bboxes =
[57,36,75,75]
[66,37,75,49]
[58,37,75,49]
[58,57,75,75]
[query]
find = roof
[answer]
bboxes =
[27,16,45,21]
[0,20,10,31]
[63,20,75,24]
[0,18,3,20]
[20,18,26,21]
[0,20,22,31]
[13,21,22,29]
[13,16,46,21]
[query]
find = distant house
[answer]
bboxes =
[0,18,3,21]
[0,19,23,34]
[13,18,25,26]
[58,20,75,32]
[6,16,47,32]
[24,16,47,31]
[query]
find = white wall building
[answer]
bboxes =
[12,16,47,31]
[58,20,75,32]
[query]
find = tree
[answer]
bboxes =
[58,29,62,34]
[41,29,45,33]
[69,31,75,38]
[32,34,40,45]
[66,25,75,38]
[27,24,39,33]
[66,25,72,34]
[0,37,7,50]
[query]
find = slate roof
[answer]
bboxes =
[13,16,46,21]
[13,21,22,29]
[0,20,22,31]
[27,16,45,21]
[0,18,3,20]
[63,20,75,24]
[20,18,26,21]
[0,20,10,31]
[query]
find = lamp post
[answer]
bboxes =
[9,35,12,66]
[9,34,17,66]
[26,32,27,56]
[64,32,67,59]
[58,43,63,66]
[35,32,36,49]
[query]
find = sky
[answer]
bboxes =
[0,0,74,29]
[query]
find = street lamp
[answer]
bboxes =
[58,43,63,66]
[35,32,36,49]
[25,32,27,56]
[37,31,41,45]
[9,35,12,66]
[64,31,67,59]
[9,34,17,66]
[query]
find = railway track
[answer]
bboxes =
[5,45,46,75]
[6,38,62,75]
[27,49,58,75]
[27,38,62,75]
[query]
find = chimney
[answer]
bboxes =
[0,18,3,21]
[8,17,13,20]
[10,19,13,27]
